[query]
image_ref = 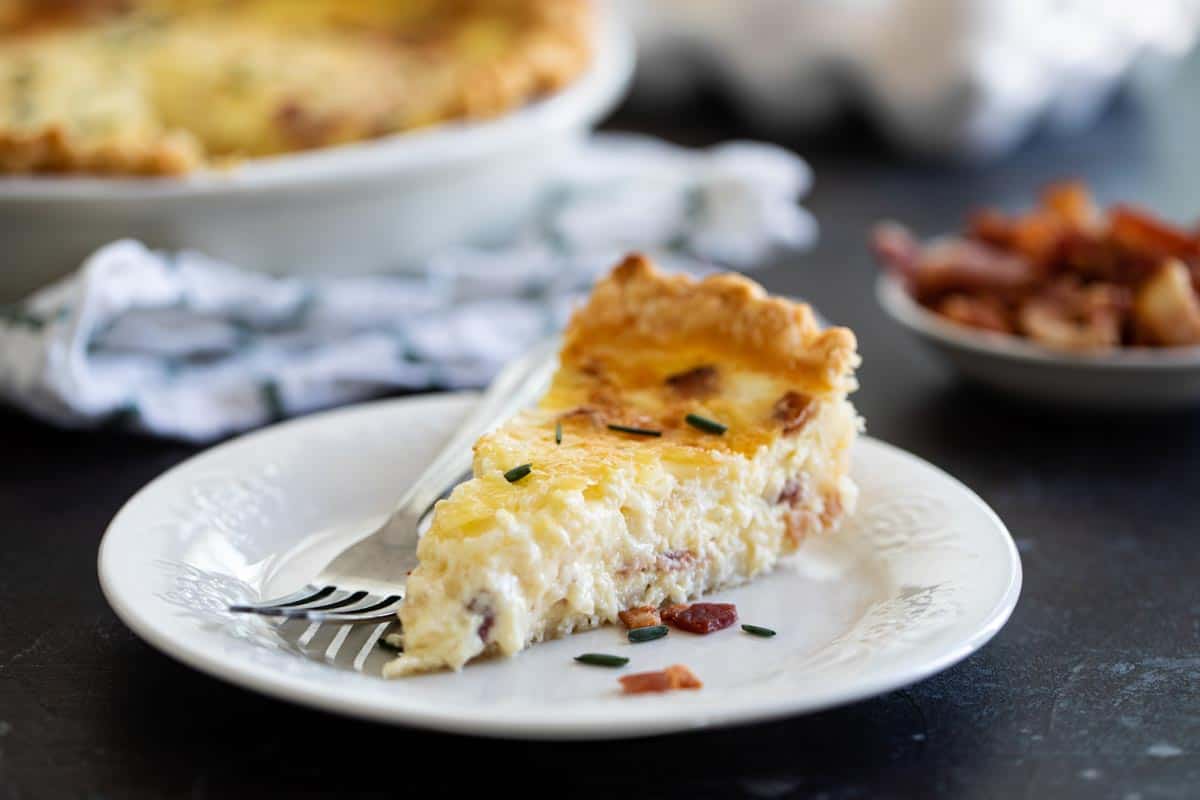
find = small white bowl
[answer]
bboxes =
[0,12,634,300]
[876,273,1200,411]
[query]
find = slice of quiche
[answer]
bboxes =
[384,255,861,676]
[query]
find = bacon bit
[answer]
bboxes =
[1017,278,1130,351]
[579,359,607,379]
[777,476,811,507]
[1042,181,1100,229]
[617,551,698,578]
[782,508,819,547]
[619,664,703,694]
[664,365,720,398]
[1058,231,1140,284]
[912,238,1039,300]
[773,391,815,435]
[662,602,738,634]
[467,596,495,643]
[656,550,696,571]
[274,101,338,148]
[820,491,845,528]
[872,182,1200,350]
[936,295,1013,334]
[777,477,821,546]
[618,606,661,630]
[660,602,688,619]
[969,210,1064,269]
[1110,205,1200,262]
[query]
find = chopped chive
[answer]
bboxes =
[575,653,629,667]
[685,413,727,435]
[504,463,532,483]
[555,421,563,445]
[607,424,662,438]
[742,624,776,638]
[628,624,669,643]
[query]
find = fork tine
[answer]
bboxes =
[354,621,393,672]
[229,584,336,614]
[299,590,369,612]
[300,595,404,625]
[231,587,364,618]
[276,591,390,619]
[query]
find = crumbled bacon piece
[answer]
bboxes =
[969,209,1064,269]
[871,181,1200,351]
[1042,181,1100,229]
[820,491,845,528]
[1109,205,1200,263]
[660,603,688,619]
[275,101,339,148]
[656,550,696,571]
[619,664,703,694]
[773,391,815,435]
[664,365,720,398]
[467,595,495,643]
[936,294,1013,334]
[661,602,738,634]
[777,476,811,507]
[618,606,661,630]
[1016,278,1130,351]
[911,237,1040,301]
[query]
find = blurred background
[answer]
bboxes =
[625,0,1200,159]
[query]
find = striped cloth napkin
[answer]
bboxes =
[0,134,816,442]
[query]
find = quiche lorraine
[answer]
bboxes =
[0,0,592,175]
[385,255,862,676]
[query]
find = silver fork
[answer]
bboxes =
[228,336,561,625]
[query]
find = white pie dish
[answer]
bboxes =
[877,273,1200,411]
[98,391,1021,740]
[0,12,634,301]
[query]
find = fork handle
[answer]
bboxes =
[383,336,561,543]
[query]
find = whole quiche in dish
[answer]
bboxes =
[387,255,862,676]
[0,0,593,175]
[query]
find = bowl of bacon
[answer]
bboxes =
[873,182,1200,411]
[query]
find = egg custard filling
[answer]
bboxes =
[386,255,862,676]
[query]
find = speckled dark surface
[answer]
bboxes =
[3,57,1200,800]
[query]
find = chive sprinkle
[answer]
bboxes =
[742,624,777,638]
[628,624,669,643]
[504,463,532,483]
[555,421,563,445]
[607,424,662,437]
[685,413,727,435]
[575,653,629,668]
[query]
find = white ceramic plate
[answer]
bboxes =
[99,392,1021,740]
[0,13,634,299]
[877,273,1200,410]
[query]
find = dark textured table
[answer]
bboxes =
[4,61,1200,800]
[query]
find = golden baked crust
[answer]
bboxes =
[563,254,860,396]
[0,0,593,176]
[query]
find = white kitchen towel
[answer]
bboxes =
[0,134,816,442]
